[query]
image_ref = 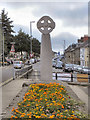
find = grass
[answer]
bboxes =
[11,82,88,119]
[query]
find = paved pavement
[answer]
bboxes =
[0,79,25,117]
[69,85,88,108]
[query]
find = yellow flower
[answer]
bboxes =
[11,115,14,118]
[57,114,60,116]
[50,103,53,106]
[60,115,63,117]
[65,110,68,112]
[11,107,15,112]
[72,111,74,113]
[36,116,41,118]
[62,105,64,109]
[29,115,31,118]
[40,108,43,111]
[49,115,55,118]
[15,116,18,118]
[57,110,60,112]
[22,113,25,115]
[21,114,25,117]
[27,104,30,106]
[62,98,64,101]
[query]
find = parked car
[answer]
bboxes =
[55,61,63,69]
[0,61,9,66]
[25,60,31,65]
[81,67,90,74]
[76,65,83,73]
[52,60,56,67]
[73,64,79,72]
[30,58,35,64]
[6,58,11,64]
[14,61,24,69]
[64,64,73,72]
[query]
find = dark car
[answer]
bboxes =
[81,67,90,74]
[55,61,63,69]
[64,64,73,72]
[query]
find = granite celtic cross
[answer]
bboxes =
[37,16,55,81]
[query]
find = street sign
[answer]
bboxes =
[10,44,15,52]
[30,53,34,58]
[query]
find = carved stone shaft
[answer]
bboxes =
[41,34,52,81]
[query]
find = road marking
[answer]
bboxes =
[0,77,13,87]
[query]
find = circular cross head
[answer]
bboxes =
[37,16,55,34]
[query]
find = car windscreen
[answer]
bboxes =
[14,61,20,64]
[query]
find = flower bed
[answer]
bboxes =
[11,82,86,119]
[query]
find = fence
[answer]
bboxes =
[53,72,89,82]
[15,65,32,78]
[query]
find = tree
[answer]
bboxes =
[14,29,41,57]
[1,9,14,55]
[14,29,30,56]
[32,38,40,55]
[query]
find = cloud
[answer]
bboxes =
[12,24,29,35]
[12,24,41,41]
[32,2,88,27]
[51,32,78,52]
[0,2,88,53]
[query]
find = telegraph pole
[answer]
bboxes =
[10,42,15,80]
[63,40,66,64]
[64,40,66,52]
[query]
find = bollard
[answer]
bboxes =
[27,72,28,79]
[71,73,73,82]
[56,72,57,80]
[13,68,15,80]
[88,75,90,83]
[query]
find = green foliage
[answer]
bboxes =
[32,38,40,54]
[14,29,40,55]
[1,9,40,56]
[1,9,14,55]
[14,29,30,54]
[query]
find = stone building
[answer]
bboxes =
[64,43,80,65]
[80,41,90,67]
[64,35,89,66]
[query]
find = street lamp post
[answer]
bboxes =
[30,21,35,56]
[10,42,15,80]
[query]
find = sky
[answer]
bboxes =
[0,0,89,54]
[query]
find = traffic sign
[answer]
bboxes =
[10,44,15,52]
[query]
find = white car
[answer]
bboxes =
[14,61,24,69]
[30,58,35,64]
[55,61,63,69]
[52,60,56,67]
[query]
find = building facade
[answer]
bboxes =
[64,35,89,66]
